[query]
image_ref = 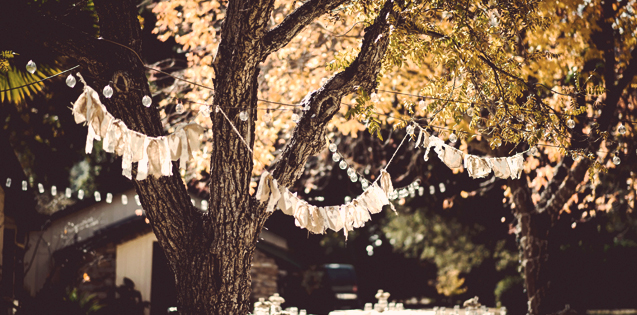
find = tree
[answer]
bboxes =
[2,0,636,314]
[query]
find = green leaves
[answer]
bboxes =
[0,50,17,73]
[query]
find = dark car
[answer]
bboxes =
[305,264,360,314]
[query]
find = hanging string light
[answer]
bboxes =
[239,111,249,121]
[449,133,457,144]
[103,85,114,98]
[175,102,185,114]
[94,191,101,202]
[26,60,37,74]
[199,105,210,117]
[66,74,76,88]
[406,124,415,135]
[78,189,84,200]
[263,110,272,123]
[613,154,621,165]
[142,95,152,107]
[618,124,627,135]
[106,193,113,204]
[567,118,575,129]
[51,186,57,196]
[22,181,27,191]
[65,188,72,198]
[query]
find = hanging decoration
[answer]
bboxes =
[26,60,37,74]
[255,169,395,239]
[71,73,204,180]
[415,125,528,180]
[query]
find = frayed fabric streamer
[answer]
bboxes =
[464,155,492,178]
[71,74,203,180]
[489,157,511,179]
[260,169,395,237]
[507,154,524,179]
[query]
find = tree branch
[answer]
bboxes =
[538,159,590,216]
[261,0,348,57]
[269,0,394,188]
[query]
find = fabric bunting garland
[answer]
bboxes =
[71,74,204,180]
[255,170,396,239]
[417,126,527,180]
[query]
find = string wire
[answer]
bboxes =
[0,65,80,93]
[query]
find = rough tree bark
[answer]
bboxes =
[2,0,394,313]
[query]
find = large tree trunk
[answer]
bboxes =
[171,218,263,314]
[2,0,392,312]
[510,179,555,314]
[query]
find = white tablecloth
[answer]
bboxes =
[329,311,434,315]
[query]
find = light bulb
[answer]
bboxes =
[94,191,101,202]
[618,124,627,135]
[199,105,210,117]
[121,195,128,205]
[332,152,341,162]
[291,113,300,123]
[406,125,415,135]
[339,160,348,169]
[22,181,27,191]
[78,189,84,200]
[66,74,76,88]
[103,85,114,98]
[51,185,57,196]
[263,111,272,123]
[142,95,152,107]
[493,137,502,147]
[350,174,358,182]
[239,111,248,121]
[347,168,356,177]
[175,103,185,114]
[5,178,11,188]
[65,188,72,198]
[26,60,37,74]
[466,107,474,116]
[329,143,337,152]
[449,133,457,143]
[361,179,369,190]
[567,119,575,129]
[418,100,426,111]
[613,155,621,165]
[106,193,113,203]
[38,183,44,194]
[370,93,380,103]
